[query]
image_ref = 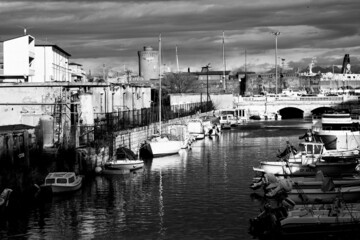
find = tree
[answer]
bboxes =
[162,72,198,93]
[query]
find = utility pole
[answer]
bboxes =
[222,31,226,91]
[272,31,280,95]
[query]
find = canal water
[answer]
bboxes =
[0,120,312,239]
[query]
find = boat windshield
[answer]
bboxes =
[69,176,75,183]
[45,178,55,184]
[299,143,323,155]
[57,178,67,184]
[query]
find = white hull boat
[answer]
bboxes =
[42,172,82,193]
[104,159,144,171]
[140,136,183,158]
[258,160,358,177]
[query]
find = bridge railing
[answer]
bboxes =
[240,96,346,102]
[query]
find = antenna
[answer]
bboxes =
[175,45,180,72]
[16,25,33,35]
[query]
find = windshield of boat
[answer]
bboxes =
[69,176,75,183]
[45,178,55,184]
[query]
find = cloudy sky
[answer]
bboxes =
[1,0,360,74]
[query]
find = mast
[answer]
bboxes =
[176,45,180,72]
[158,34,162,134]
[222,31,226,91]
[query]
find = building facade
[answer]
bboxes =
[1,35,35,82]
[33,41,71,82]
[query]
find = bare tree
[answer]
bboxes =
[162,72,198,93]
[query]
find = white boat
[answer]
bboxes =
[258,159,358,177]
[43,172,82,193]
[187,119,205,140]
[140,135,183,158]
[251,171,360,190]
[103,159,144,173]
[256,142,359,177]
[312,112,360,151]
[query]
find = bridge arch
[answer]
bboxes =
[278,107,304,119]
[311,107,336,116]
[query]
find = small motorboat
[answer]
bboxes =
[42,172,82,193]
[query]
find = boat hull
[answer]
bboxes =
[51,178,82,193]
[288,186,360,204]
[104,160,144,171]
[140,140,183,158]
[259,161,358,177]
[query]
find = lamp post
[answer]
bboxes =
[203,63,211,109]
[272,31,280,95]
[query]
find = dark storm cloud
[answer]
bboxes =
[1,0,360,72]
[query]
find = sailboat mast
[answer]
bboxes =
[222,31,226,91]
[176,45,180,72]
[158,34,162,134]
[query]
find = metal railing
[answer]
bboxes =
[90,101,212,137]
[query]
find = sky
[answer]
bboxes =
[1,0,360,75]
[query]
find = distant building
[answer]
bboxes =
[0,35,36,82]
[138,46,159,80]
[69,62,86,82]
[196,69,231,82]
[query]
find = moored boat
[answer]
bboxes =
[312,112,360,151]
[187,119,205,140]
[249,199,360,239]
[140,134,183,158]
[42,172,82,193]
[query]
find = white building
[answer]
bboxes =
[69,62,86,82]
[0,35,72,83]
[1,35,35,82]
[33,40,71,82]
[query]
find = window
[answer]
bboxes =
[46,178,55,184]
[57,178,68,184]
[69,176,75,183]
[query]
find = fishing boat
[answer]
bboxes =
[249,201,360,240]
[187,119,205,140]
[312,112,360,151]
[139,35,184,158]
[42,172,82,193]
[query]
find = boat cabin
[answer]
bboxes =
[45,172,77,185]
[298,142,324,155]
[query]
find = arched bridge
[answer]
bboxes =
[235,95,360,119]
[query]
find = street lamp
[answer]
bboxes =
[203,63,211,106]
[272,31,280,95]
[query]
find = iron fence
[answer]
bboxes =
[90,101,212,138]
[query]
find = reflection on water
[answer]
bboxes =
[0,120,313,239]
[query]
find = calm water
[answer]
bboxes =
[0,120,312,240]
